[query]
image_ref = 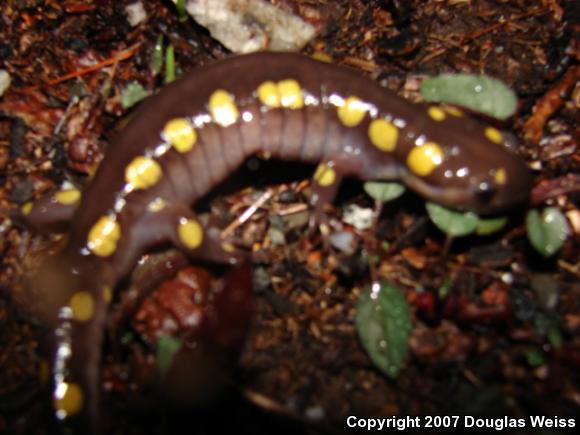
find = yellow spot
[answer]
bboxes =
[337,96,367,127]
[257,81,281,108]
[54,382,84,419]
[54,188,81,205]
[178,218,203,250]
[69,291,94,322]
[209,89,239,127]
[428,106,446,122]
[222,242,235,253]
[311,52,333,63]
[485,126,503,144]
[443,106,463,117]
[278,79,304,109]
[163,118,197,153]
[87,215,121,257]
[125,156,162,190]
[407,142,444,176]
[257,80,304,110]
[21,202,33,216]
[368,119,398,152]
[494,167,507,185]
[147,197,167,213]
[103,286,112,303]
[313,163,336,187]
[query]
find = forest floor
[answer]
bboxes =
[0,1,578,434]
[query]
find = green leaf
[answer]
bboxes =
[426,202,479,237]
[156,335,182,377]
[151,34,164,75]
[438,278,452,300]
[547,327,563,350]
[364,181,406,203]
[420,74,517,120]
[176,0,188,22]
[476,216,508,235]
[356,281,412,378]
[165,45,176,84]
[526,208,570,257]
[121,81,150,109]
[525,348,545,368]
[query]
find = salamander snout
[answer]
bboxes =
[466,157,533,213]
[472,176,497,205]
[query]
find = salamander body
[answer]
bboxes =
[13,52,531,431]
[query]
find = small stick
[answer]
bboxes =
[21,43,142,91]
[221,190,273,239]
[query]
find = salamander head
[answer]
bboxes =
[402,145,531,214]
[394,118,532,214]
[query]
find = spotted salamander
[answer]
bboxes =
[11,52,532,431]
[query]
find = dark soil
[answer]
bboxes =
[0,1,578,434]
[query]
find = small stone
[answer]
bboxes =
[0,69,11,96]
[126,1,147,27]
[328,231,357,255]
[342,204,374,230]
[175,0,315,53]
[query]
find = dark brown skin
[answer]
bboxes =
[7,52,532,432]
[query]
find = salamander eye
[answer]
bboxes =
[473,179,497,204]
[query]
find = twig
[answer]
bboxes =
[461,8,550,43]
[221,190,273,239]
[21,43,142,91]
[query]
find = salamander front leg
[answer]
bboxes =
[139,200,244,265]
[309,159,354,231]
[172,214,243,265]
[310,161,343,228]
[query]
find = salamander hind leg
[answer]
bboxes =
[2,187,81,231]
